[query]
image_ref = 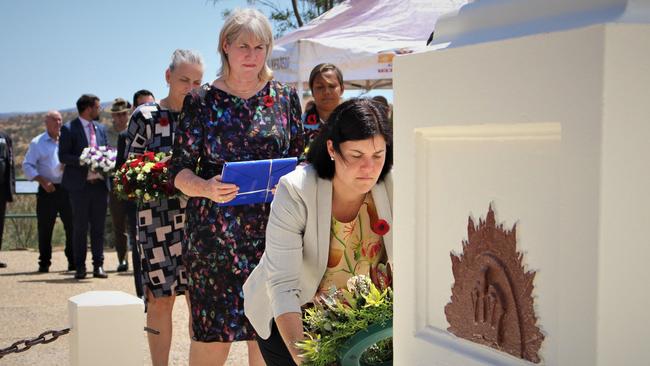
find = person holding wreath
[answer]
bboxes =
[243,98,393,365]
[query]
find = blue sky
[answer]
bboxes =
[0,0,390,113]
[0,0,246,113]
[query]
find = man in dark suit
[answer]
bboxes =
[59,94,110,279]
[0,130,15,268]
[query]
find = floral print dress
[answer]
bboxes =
[170,81,305,342]
[319,194,392,295]
[125,103,188,299]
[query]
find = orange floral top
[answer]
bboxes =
[318,194,391,293]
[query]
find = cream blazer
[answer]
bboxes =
[243,165,393,339]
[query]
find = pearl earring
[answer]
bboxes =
[330,156,334,161]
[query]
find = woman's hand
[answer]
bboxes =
[275,312,305,365]
[174,169,239,203]
[205,174,239,204]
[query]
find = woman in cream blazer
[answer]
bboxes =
[243,98,393,365]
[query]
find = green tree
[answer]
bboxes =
[213,0,344,37]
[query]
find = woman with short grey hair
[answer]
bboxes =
[170,8,306,366]
[125,48,203,366]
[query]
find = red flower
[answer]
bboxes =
[152,162,165,172]
[143,151,155,160]
[263,95,274,107]
[371,219,390,236]
[129,160,140,168]
[159,116,169,127]
[367,241,382,259]
[306,114,318,125]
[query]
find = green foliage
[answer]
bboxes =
[296,275,393,366]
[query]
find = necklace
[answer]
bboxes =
[224,78,262,95]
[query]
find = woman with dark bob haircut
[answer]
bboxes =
[244,98,393,365]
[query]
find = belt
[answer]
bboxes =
[87,179,104,185]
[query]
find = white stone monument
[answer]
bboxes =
[68,291,144,366]
[392,0,650,365]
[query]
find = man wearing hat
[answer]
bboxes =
[107,98,132,272]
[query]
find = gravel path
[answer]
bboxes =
[0,248,249,365]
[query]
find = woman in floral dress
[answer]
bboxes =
[170,9,305,366]
[126,49,203,366]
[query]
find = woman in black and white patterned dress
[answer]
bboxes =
[125,49,203,366]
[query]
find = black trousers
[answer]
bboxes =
[108,191,128,262]
[69,181,108,270]
[257,320,298,366]
[37,185,74,268]
[125,200,143,297]
[0,196,6,251]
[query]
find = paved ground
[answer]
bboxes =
[0,248,248,365]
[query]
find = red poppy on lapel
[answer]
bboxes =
[306,114,318,125]
[263,95,274,107]
[371,219,390,236]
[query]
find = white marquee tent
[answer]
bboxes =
[269,0,468,92]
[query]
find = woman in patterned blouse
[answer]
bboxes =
[243,98,393,365]
[170,8,305,366]
[126,49,203,366]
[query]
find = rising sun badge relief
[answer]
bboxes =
[444,205,545,363]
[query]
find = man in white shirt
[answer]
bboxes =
[23,110,74,272]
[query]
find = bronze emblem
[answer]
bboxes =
[445,206,544,363]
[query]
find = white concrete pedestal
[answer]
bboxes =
[392,1,650,365]
[68,291,144,366]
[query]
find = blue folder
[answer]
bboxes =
[218,157,298,206]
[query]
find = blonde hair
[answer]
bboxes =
[218,8,274,81]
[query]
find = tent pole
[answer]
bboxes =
[296,40,304,107]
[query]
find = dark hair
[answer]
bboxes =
[372,95,389,107]
[308,63,344,92]
[307,98,392,180]
[132,89,155,107]
[76,94,99,114]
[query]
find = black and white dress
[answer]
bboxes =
[126,103,187,298]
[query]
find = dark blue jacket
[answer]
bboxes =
[59,118,109,191]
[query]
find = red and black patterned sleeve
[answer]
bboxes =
[169,88,204,184]
[286,85,306,161]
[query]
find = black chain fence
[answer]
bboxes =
[0,328,70,359]
[0,326,159,359]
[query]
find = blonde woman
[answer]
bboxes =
[170,8,305,366]
[126,49,203,366]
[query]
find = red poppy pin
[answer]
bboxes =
[263,95,274,107]
[371,219,390,236]
[306,114,318,125]
[159,116,169,127]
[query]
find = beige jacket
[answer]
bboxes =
[243,165,393,339]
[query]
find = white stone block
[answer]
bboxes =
[68,291,144,366]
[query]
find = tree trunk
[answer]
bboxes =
[291,0,303,27]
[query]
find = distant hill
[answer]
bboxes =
[0,113,22,119]
[0,109,119,177]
